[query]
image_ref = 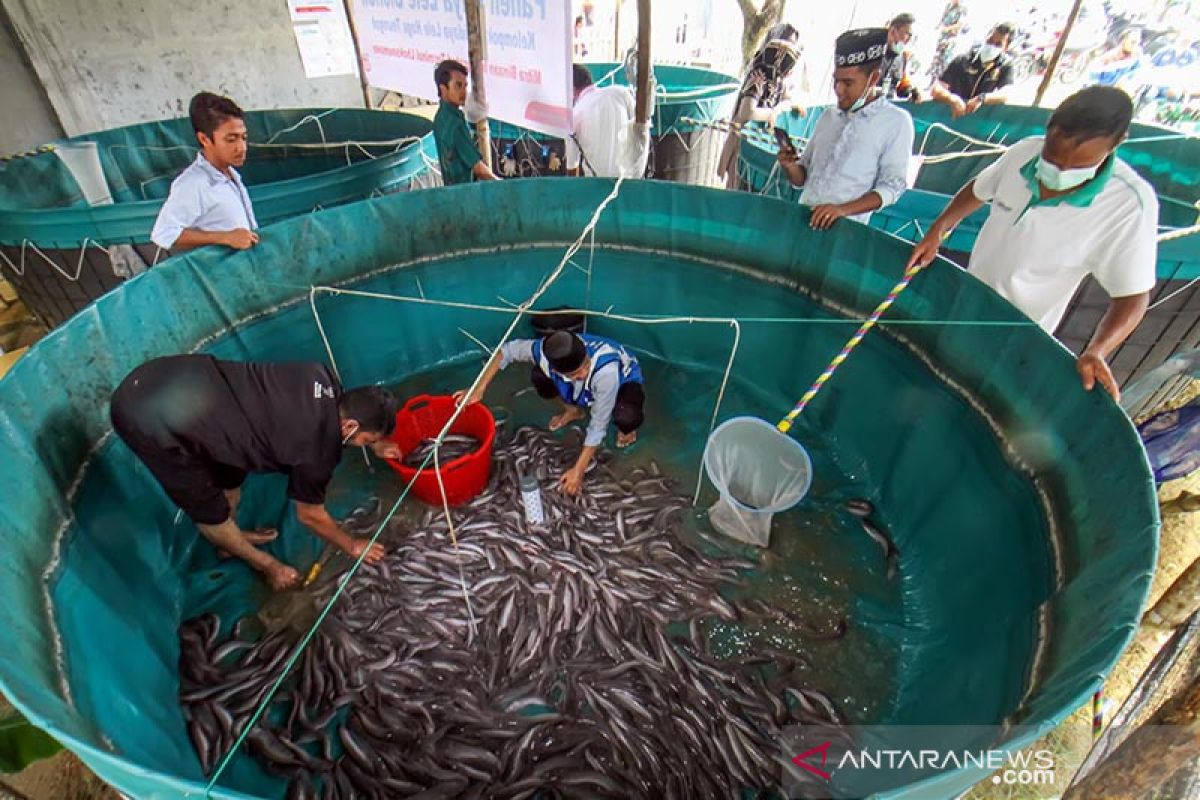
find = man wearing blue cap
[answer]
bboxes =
[776,28,914,229]
[456,330,645,495]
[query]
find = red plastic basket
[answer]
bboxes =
[385,394,496,506]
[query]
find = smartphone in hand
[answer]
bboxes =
[773,126,796,155]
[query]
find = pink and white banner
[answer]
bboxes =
[352,0,573,137]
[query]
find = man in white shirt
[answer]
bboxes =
[776,28,914,229]
[150,92,259,254]
[908,86,1158,400]
[566,64,649,179]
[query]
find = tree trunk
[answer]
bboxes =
[464,0,492,169]
[736,0,787,69]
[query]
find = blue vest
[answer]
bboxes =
[531,334,643,407]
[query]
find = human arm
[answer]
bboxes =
[170,228,259,252]
[295,502,384,563]
[560,368,619,495]
[966,64,1013,112]
[472,160,499,181]
[150,179,259,251]
[455,340,533,405]
[930,80,967,116]
[810,111,913,229]
[1080,193,1159,399]
[1076,294,1149,401]
[777,145,807,187]
[906,181,986,266]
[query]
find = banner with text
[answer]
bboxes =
[352,0,572,136]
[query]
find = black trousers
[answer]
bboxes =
[530,366,645,433]
[110,378,246,526]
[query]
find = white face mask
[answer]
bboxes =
[979,43,1002,62]
[848,75,879,112]
[891,41,906,55]
[1035,155,1102,192]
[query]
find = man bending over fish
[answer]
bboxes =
[111,355,401,590]
[457,331,645,495]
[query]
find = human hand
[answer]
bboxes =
[965,96,983,114]
[558,467,584,496]
[950,97,967,118]
[809,204,847,230]
[223,229,259,250]
[453,388,484,406]
[371,440,402,460]
[347,538,386,564]
[1077,352,1119,401]
[907,229,944,269]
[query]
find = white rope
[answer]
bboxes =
[263,111,334,146]
[919,147,1007,165]
[918,122,1007,156]
[1158,224,1200,244]
[309,284,744,502]
[308,179,627,634]
[0,238,113,281]
[1148,276,1200,310]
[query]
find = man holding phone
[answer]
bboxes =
[776,28,914,229]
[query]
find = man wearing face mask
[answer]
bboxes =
[907,87,1157,401]
[776,28,914,230]
[931,23,1016,118]
[110,355,401,590]
[880,13,921,101]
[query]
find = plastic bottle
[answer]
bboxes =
[519,473,545,526]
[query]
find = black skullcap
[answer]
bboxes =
[544,331,587,373]
[835,28,889,68]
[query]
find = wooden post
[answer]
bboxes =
[1064,670,1200,798]
[1033,0,1084,107]
[634,0,652,125]
[1143,556,1200,633]
[464,0,493,169]
[341,0,374,109]
[613,0,623,61]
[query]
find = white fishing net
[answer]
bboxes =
[702,416,812,547]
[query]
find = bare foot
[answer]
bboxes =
[264,563,302,591]
[217,528,279,559]
[549,406,585,431]
[616,430,638,449]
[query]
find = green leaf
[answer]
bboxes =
[0,713,62,772]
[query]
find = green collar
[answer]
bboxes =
[1018,151,1115,209]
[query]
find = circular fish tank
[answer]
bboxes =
[0,179,1156,798]
[0,108,436,328]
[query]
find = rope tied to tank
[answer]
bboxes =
[204,179,628,795]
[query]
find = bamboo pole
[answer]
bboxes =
[464,0,492,169]
[634,0,651,125]
[341,0,374,109]
[613,0,623,60]
[1033,0,1084,107]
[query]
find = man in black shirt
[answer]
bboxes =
[110,355,400,590]
[931,22,1016,118]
